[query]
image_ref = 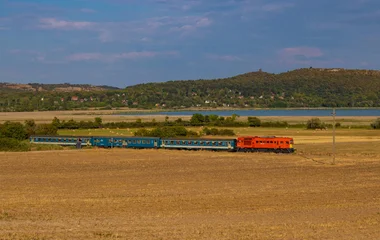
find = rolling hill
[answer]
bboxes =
[1,68,380,112]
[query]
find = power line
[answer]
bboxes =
[332,108,336,165]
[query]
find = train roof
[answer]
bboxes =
[162,137,236,141]
[237,136,293,139]
[30,135,161,139]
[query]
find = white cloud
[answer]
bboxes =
[261,3,295,12]
[37,16,213,42]
[205,53,243,61]
[39,18,94,30]
[277,46,344,66]
[279,47,323,58]
[66,51,179,62]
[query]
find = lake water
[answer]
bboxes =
[119,109,380,117]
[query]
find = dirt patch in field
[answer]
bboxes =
[1,147,380,239]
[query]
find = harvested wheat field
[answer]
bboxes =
[1,145,380,239]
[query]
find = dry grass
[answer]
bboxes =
[1,138,380,239]
[0,109,377,126]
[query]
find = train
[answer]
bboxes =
[29,135,295,153]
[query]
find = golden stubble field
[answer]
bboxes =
[1,139,380,239]
[0,109,377,126]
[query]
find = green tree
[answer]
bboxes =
[190,114,205,125]
[306,118,326,129]
[370,118,380,129]
[0,121,27,140]
[35,124,58,135]
[51,117,61,128]
[247,117,261,127]
[24,119,36,137]
[94,117,102,128]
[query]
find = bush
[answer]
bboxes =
[370,118,380,129]
[247,117,261,127]
[306,118,326,130]
[35,124,58,135]
[202,127,235,136]
[134,126,197,138]
[0,138,30,152]
[261,121,289,128]
[0,121,28,140]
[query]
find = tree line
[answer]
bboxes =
[134,126,235,138]
[49,114,380,130]
[49,114,287,129]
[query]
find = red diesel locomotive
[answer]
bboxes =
[236,136,295,153]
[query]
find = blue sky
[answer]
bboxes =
[0,0,379,87]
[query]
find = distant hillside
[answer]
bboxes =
[0,82,119,93]
[124,68,380,108]
[1,68,380,112]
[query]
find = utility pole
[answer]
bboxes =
[332,108,336,165]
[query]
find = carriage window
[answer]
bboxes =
[286,141,289,144]
[270,141,273,143]
[194,141,198,144]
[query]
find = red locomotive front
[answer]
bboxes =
[236,136,294,153]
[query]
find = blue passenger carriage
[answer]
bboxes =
[91,136,161,149]
[161,138,236,151]
[30,135,92,146]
